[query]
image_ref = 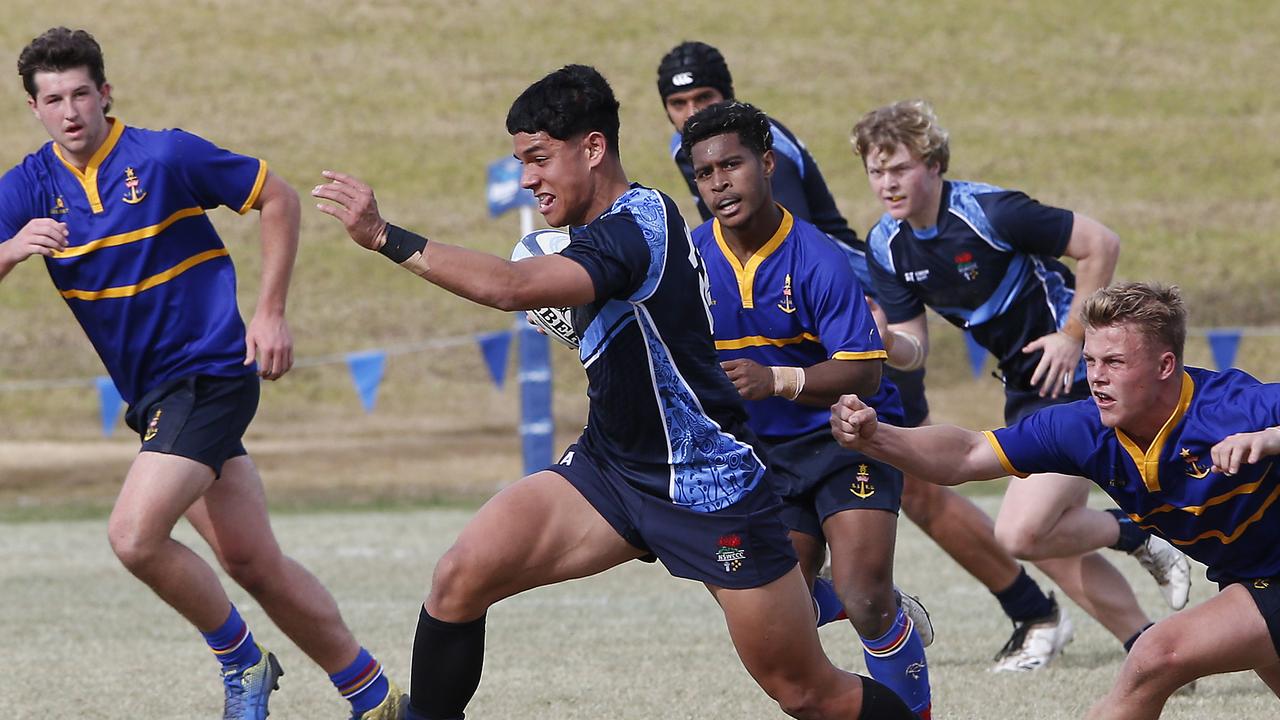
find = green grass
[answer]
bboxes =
[2,497,1274,718]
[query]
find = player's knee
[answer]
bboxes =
[1122,629,1195,693]
[769,679,826,719]
[837,580,896,638]
[427,544,494,621]
[994,520,1044,560]
[106,521,159,573]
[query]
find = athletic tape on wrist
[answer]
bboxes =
[770,366,806,401]
[887,331,925,371]
[379,223,431,276]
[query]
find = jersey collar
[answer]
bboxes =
[1115,370,1195,493]
[52,117,126,214]
[712,205,792,309]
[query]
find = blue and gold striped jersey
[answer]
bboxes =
[867,180,1077,391]
[986,366,1280,582]
[0,119,266,404]
[692,208,901,438]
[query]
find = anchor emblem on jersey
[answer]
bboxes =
[850,464,876,498]
[122,167,148,205]
[777,273,796,314]
[1179,448,1210,479]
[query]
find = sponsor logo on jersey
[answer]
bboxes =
[50,195,69,215]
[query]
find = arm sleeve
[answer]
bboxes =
[159,130,268,214]
[867,238,925,323]
[558,212,652,302]
[807,249,886,360]
[988,405,1088,478]
[977,190,1075,257]
[0,166,37,239]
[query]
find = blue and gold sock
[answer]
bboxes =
[201,605,262,670]
[861,606,931,717]
[812,577,847,627]
[330,647,390,716]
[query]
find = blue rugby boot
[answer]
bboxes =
[221,644,284,720]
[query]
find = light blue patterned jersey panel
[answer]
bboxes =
[608,187,671,303]
[769,121,805,179]
[635,306,762,511]
[947,181,1009,251]
[580,298,636,366]
[867,215,900,274]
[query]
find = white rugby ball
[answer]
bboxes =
[510,229,580,349]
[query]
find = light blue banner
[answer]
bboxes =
[95,376,123,437]
[346,350,387,413]
[486,156,536,217]
[963,332,987,378]
[518,324,554,474]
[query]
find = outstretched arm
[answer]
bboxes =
[312,170,595,310]
[1211,427,1280,475]
[721,357,882,406]
[829,394,1008,485]
[244,171,299,380]
[0,219,68,283]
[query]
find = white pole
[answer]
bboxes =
[519,205,534,236]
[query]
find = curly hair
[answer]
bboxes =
[18,27,110,112]
[679,101,772,160]
[506,64,620,157]
[851,100,949,173]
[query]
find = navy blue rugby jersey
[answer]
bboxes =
[866,180,1077,390]
[691,209,902,439]
[0,119,263,404]
[559,184,766,513]
[671,117,864,270]
[988,367,1280,583]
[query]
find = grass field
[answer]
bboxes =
[2,496,1275,718]
[1,3,1278,717]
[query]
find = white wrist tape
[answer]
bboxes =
[771,366,806,401]
[887,331,925,371]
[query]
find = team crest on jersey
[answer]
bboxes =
[954,251,979,281]
[1179,448,1210,479]
[122,167,148,205]
[50,195,69,215]
[777,274,797,314]
[1256,579,1271,590]
[143,408,162,442]
[716,534,746,572]
[850,464,876,498]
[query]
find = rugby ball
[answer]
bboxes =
[510,229,580,349]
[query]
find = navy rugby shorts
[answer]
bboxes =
[760,427,903,542]
[547,443,798,589]
[125,373,258,476]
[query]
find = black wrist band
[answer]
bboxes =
[378,223,428,263]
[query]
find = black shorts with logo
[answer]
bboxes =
[548,443,798,589]
[760,427,904,542]
[124,373,259,476]
[1219,576,1280,658]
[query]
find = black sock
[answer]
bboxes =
[1106,508,1148,553]
[857,674,918,720]
[408,606,486,720]
[1123,623,1154,653]
[993,566,1055,622]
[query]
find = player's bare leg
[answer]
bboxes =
[997,472,1151,642]
[185,455,359,672]
[710,565,913,719]
[408,471,645,720]
[107,451,232,630]
[1086,585,1280,719]
[825,509,899,639]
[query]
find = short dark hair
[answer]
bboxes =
[1081,282,1187,365]
[506,64,621,157]
[680,101,772,160]
[657,41,734,102]
[18,27,110,112]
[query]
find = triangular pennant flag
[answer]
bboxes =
[346,350,387,413]
[476,330,513,389]
[1206,329,1242,371]
[963,331,987,378]
[95,376,123,436]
